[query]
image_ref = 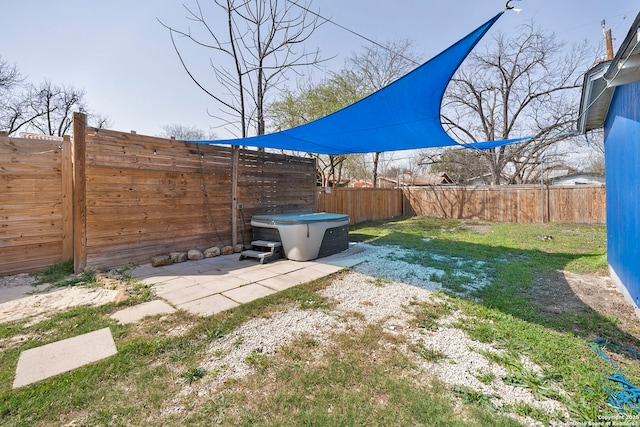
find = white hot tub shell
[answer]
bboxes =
[250,212,350,261]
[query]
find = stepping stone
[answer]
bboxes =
[13,327,117,388]
[110,300,176,324]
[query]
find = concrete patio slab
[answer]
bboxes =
[136,276,168,286]
[152,276,201,293]
[321,257,365,268]
[305,263,344,275]
[262,261,306,275]
[231,268,281,284]
[180,272,228,281]
[126,242,368,318]
[13,327,117,388]
[199,276,247,293]
[317,244,367,268]
[0,284,48,304]
[223,283,277,304]
[129,264,169,280]
[257,275,303,292]
[283,267,327,283]
[156,284,215,305]
[225,264,267,276]
[110,300,176,324]
[195,257,241,272]
[178,294,239,316]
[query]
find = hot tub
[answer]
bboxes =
[251,212,350,261]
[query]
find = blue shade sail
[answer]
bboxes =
[191,12,517,154]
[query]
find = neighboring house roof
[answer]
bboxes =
[578,12,640,133]
[552,172,605,185]
[379,173,453,186]
[544,165,576,181]
[465,173,500,185]
[352,180,373,188]
[412,173,454,185]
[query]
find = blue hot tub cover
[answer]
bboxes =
[251,212,349,225]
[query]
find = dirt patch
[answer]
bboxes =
[527,271,640,340]
[0,287,119,325]
[0,273,128,324]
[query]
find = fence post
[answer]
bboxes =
[73,112,87,272]
[231,146,239,247]
[61,134,74,261]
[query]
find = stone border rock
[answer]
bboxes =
[151,245,246,267]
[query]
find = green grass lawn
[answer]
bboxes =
[1,217,636,426]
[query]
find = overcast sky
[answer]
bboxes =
[2,0,638,139]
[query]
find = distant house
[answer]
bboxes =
[465,167,603,186]
[578,12,640,317]
[352,180,374,188]
[465,173,507,186]
[378,173,453,188]
[544,165,575,182]
[551,172,605,186]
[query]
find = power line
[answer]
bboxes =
[286,0,421,66]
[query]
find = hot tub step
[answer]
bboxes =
[239,240,283,264]
[251,240,282,248]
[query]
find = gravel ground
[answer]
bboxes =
[164,270,564,426]
[1,244,570,425]
[352,243,493,296]
[407,314,568,418]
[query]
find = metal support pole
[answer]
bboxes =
[540,157,544,224]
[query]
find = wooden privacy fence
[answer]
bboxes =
[315,185,606,225]
[316,188,403,225]
[1,113,316,275]
[1,115,606,276]
[1,134,73,275]
[404,185,606,224]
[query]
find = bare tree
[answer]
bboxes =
[0,56,43,135]
[1,56,108,137]
[89,113,113,130]
[347,40,421,187]
[440,22,594,184]
[25,81,88,137]
[160,0,325,138]
[0,57,21,92]
[2,79,88,137]
[423,147,490,184]
[159,123,217,140]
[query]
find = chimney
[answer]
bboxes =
[602,20,614,61]
[604,29,614,60]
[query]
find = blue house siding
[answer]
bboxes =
[604,80,640,309]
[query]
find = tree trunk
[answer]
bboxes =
[372,152,380,188]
